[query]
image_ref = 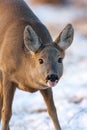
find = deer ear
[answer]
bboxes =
[55,24,74,50]
[24,25,41,53]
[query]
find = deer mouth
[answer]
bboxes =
[46,74,59,87]
[46,80,58,87]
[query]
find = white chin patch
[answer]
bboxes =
[47,80,58,87]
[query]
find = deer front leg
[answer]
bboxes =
[0,73,3,121]
[0,85,3,121]
[40,88,61,130]
[1,77,16,130]
[0,87,3,121]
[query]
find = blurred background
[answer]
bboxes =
[3,0,87,130]
[26,0,87,37]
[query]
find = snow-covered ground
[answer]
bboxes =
[1,1,87,130]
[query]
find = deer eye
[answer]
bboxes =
[58,58,63,63]
[39,59,44,64]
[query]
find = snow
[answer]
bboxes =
[1,1,87,130]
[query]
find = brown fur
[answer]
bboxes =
[0,0,74,130]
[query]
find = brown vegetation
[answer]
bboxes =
[32,0,65,4]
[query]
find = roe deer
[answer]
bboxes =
[0,0,74,130]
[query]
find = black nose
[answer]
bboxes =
[46,74,58,82]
